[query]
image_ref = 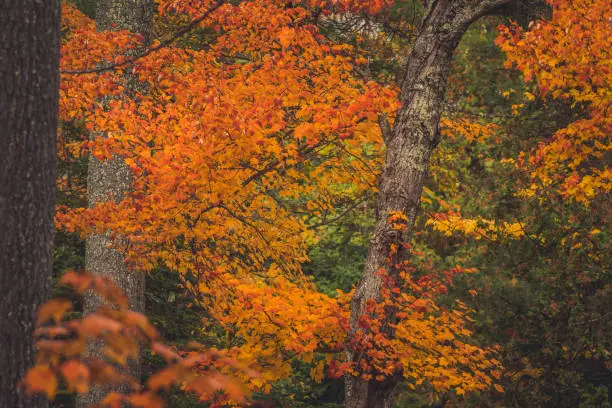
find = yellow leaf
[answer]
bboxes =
[310,360,326,383]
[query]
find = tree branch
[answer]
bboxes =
[378,113,392,145]
[61,0,226,75]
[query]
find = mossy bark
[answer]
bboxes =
[345,1,513,407]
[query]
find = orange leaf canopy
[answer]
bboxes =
[59,0,398,278]
[496,0,611,205]
[58,0,399,391]
[54,0,500,396]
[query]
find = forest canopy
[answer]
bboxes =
[7,0,609,407]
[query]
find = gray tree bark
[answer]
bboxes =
[345,1,512,407]
[77,1,153,406]
[0,1,60,407]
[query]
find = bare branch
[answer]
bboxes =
[308,196,370,230]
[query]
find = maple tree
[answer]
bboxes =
[21,0,509,406]
[492,1,610,405]
[23,0,611,407]
[343,1,521,406]
[404,1,610,405]
[497,0,610,205]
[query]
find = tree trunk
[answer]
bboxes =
[345,1,511,407]
[0,1,60,407]
[77,1,153,406]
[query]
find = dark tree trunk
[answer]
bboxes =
[0,1,60,407]
[345,1,512,407]
[77,1,153,406]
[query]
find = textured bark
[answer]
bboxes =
[345,1,512,407]
[0,1,60,407]
[77,1,153,406]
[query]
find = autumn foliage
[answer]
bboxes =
[25,271,251,407]
[26,0,612,405]
[496,0,611,205]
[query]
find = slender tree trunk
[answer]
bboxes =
[0,1,60,407]
[345,1,511,407]
[77,1,153,406]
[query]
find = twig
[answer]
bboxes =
[308,196,370,229]
[61,0,226,75]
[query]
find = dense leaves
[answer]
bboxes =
[22,0,610,406]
